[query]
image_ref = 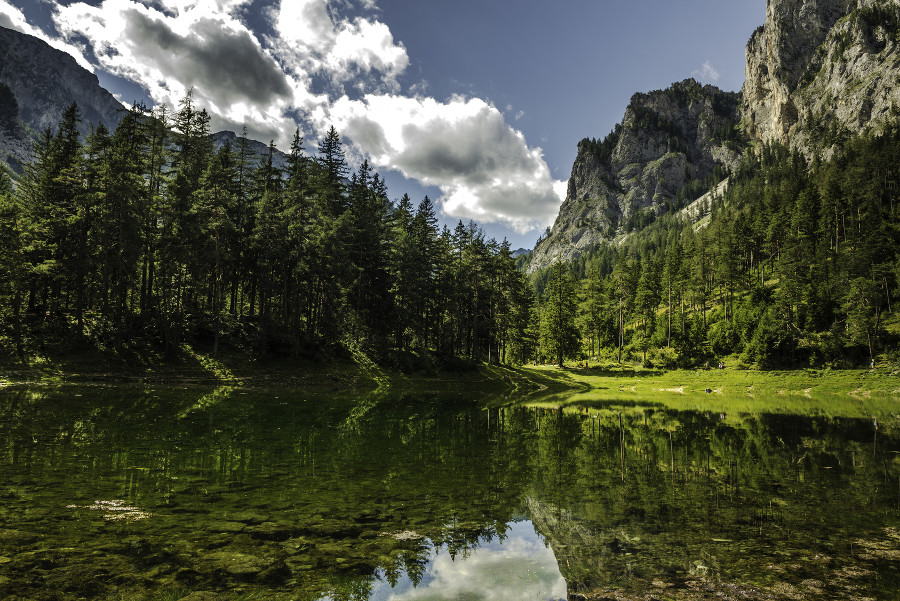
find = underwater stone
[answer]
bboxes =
[248,521,295,541]
[205,551,271,580]
[179,592,224,601]
[205,521,246,533]
[226,511,267,524]
[0,529,39,546]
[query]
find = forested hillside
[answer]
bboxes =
[2,95,898,371]
[532,127,900,368]
[0,96,536,369]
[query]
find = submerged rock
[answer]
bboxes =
[248,521,296,541]
[180,593,225,601]
[205,521,246,533]
[0,529,39,546]
[203,551,290,584]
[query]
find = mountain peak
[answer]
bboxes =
[528,80,743,273]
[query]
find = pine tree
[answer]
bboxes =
[0,171,26,358]
[540,262,580,367]
[98,105,147,331]
[317,125,348,217]
[196,142,238,355]
[344,161,395,349]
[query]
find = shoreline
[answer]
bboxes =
[2,347,897,408]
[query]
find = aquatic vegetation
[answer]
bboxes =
[0,385,897,600]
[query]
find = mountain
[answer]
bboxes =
[0,26,127,172]
[210,130,290,170]
[744,0,900,158]
[0,26,289,176]
[529,0,900,273]
[0,81,31,174]
[528,79,743,272]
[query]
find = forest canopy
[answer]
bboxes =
[0,96,536,369]
[1,94,898,371]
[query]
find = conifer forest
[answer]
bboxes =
[1,94,899,370]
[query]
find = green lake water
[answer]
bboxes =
[0,384,898,600]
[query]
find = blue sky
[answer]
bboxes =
[0,0,764,249]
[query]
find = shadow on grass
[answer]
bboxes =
[580,365,666,378]
[501,365,592,394]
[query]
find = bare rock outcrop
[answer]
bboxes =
[743,0,900,155]
[529,80,742,272]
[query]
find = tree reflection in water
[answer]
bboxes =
[0,385,896,600]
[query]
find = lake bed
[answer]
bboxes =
[0,384,897,600]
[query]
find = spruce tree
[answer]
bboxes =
[541,262,580,367]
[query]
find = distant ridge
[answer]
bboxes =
[0,26,291,175]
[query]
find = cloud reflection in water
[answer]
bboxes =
[369,520,567,601]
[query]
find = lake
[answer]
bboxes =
[0,384,897,600]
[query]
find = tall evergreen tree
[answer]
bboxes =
[317,125,349,217]
[540,262,580,366]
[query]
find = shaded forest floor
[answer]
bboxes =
[0,335,575,398]
[1,336,898,412]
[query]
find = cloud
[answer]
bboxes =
[52,0,304,143]
[24,0,561,233]
[121,11,292,106]
[692,60,720,82]
[271,0,408,87]
[0,2,94,71]
[375,523,568,601]
[326,17,408,85]
[325,94,565,233]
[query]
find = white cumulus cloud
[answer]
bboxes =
[324,94,564,233]
[270,0,408,88]
[52,0,300,143]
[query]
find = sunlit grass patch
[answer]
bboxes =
[514,364,900,417]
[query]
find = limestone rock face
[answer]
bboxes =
[743,0,900,154]
[0,26,125,138]
[0,27,283,174]
[210,130,290,169]
[0,81,31,173]
[0,26,126,171]
[532,0,900,273]
[529,79,741,272]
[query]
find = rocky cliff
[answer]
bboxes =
[0,81,30,173]
[743,0,900,156]
[210,130,290,169]
[529,79,742,272]
[0,26,125,137]
[530,0,900,273]
[0,27,289,176]
[0,26,126,172]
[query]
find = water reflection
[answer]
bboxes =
[0,385,897,601]
[361,520,566,601]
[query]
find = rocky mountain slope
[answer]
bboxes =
[0,26,292,176]
[743,0,900,157]
[210,130,290,169]
[528,79,743,272]
[530,0,900,273]
[0,81,31,174]
[0,26,126,172]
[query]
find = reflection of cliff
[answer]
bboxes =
[525,495,627,594]
[1,388,898,601]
